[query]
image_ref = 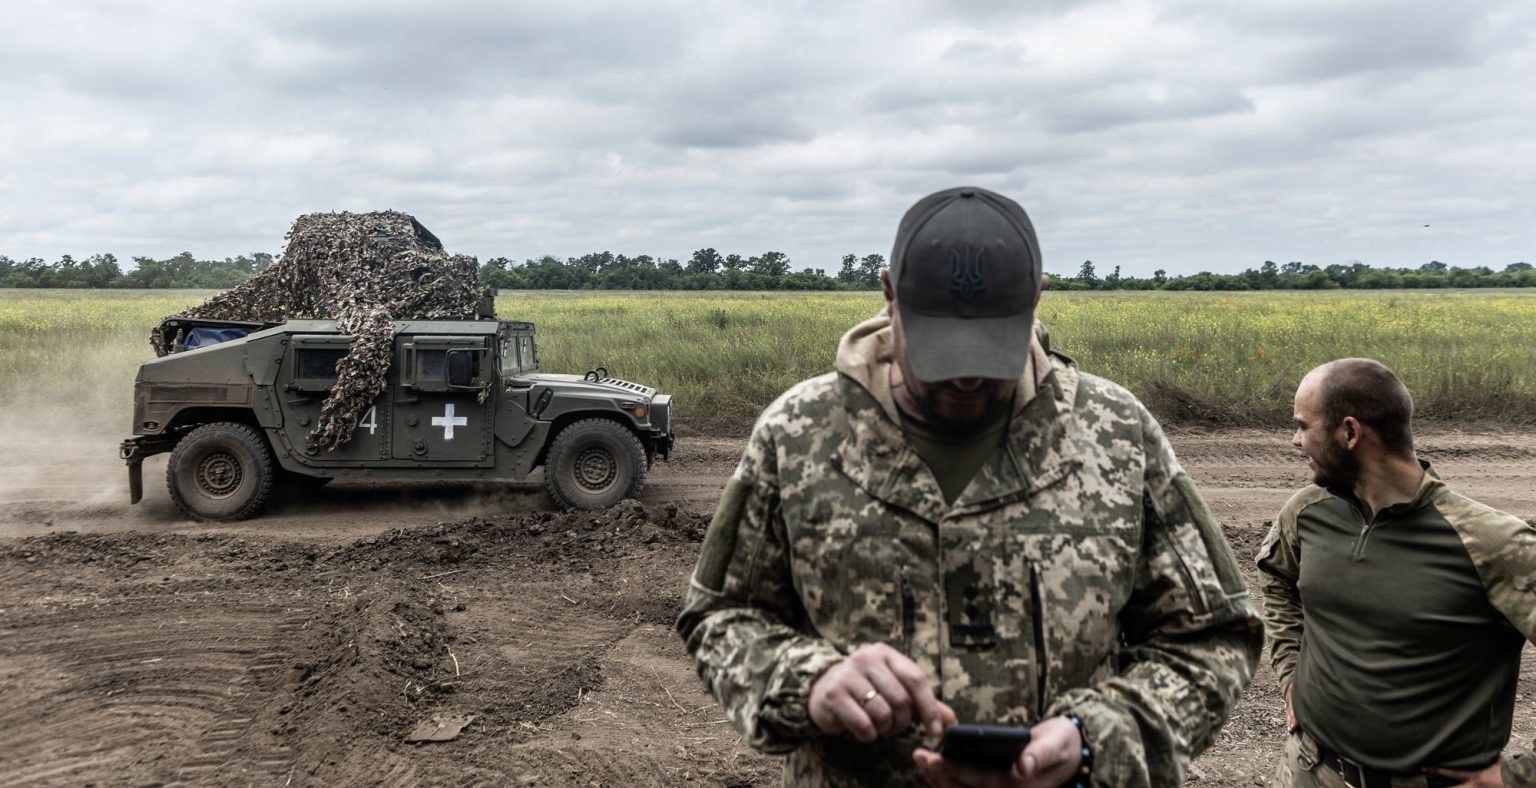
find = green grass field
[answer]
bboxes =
[4,288,1536,434]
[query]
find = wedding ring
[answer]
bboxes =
[861,689,880,705]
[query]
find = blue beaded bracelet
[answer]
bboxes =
[1067,714,1093,788]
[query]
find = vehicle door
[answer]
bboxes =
[279,335,391,462]
[496,327,542,447]
[392,336,494,464]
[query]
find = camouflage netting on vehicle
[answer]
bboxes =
[156,211,484,451]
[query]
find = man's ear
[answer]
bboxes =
[1341,416,1362,450]
[881,268,894,305]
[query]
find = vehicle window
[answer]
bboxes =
[519,337,533,369]
[296,348,347,380]
[418,350,448,380]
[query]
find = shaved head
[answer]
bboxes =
[1305,358,1416,457]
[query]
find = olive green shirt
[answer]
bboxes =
[897,405,1012,505]
[1257,465,1536,784]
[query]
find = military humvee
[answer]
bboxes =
[120,313,674,520]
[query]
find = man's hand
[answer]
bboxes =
[1284,685,1297,733]
[912,716,1083,788]
[1428,760,1505,787]
[808,643,956,743]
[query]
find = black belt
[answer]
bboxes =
[1314,744,1459,788]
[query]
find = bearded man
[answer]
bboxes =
[1260,359,1536,787]
[679,186,1260,787]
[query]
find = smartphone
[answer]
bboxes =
[938,724,1033,771]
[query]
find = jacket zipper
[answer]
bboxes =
[1351,502,1376,561]
[1351,521,1373,561]
[1029,563,1049,716]
[899,568,916,652]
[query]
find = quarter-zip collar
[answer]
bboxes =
[1333,461,1443,561]
[1330,460,1442,524]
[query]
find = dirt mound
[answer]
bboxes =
[263,501,722,785]
[320,498,706,570]
[1,531,305,571]
[0,502,746,787]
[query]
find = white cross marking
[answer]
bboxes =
[431,403,468,440]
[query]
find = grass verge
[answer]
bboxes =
[4,288,1535,435]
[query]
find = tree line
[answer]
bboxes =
[1051,259,1536,290]
[476,249,890,290]
[2,250,1532,291]
[0,252,273,289]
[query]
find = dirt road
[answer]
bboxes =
[2,429,1532,785]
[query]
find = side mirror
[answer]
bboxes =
[447,350,475,387]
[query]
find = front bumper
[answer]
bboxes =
[649,431,675,461]
[120,434,180,504]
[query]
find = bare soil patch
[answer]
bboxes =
[1,429,1532,785]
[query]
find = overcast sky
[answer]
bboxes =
[1,0,1532,276]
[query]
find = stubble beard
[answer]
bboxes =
[1311,437,1360,491]
[911,387,1013,436]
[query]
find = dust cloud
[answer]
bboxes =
[0,375,562,539]
[0,382,142,537]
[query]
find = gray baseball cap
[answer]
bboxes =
[890,186,1042,382]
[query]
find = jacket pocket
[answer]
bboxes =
[818,522,908,647]
[1029,562,1049,717]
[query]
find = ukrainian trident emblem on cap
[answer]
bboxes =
[948,243,986,302]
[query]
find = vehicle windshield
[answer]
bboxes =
[500,335,536,373]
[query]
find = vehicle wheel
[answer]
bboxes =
[166,422,276,521]
[545,418,647,510]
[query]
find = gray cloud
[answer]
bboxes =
[0,0,1533,275]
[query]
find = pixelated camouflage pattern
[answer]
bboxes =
[156,211,483,450]
[1260,473,1536,786]
[678,314,1262,787]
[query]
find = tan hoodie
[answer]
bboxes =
[831,310,1051,424]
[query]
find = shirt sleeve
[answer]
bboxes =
[674,418,844,754]
[1045,402,1263,787]
[1452,505,1536,788]
[1255,490,1319,696]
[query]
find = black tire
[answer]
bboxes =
[545,418,647,510]
[166,422,276,521]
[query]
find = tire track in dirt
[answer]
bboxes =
[164,612,310,787]
[0,589,312,786]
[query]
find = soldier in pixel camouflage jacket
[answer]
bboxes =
[677,302,1263,785]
